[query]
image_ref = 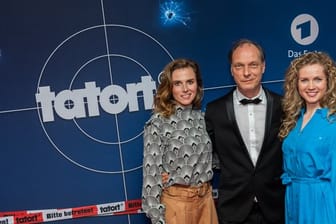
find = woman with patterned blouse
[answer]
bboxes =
[141,59,218,224]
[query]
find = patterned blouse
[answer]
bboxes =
[141,106,214,224]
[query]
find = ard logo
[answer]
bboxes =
[291,13,319,46]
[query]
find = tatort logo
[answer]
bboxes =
[291,13,319,46]
[35,76,156,122]
[33,24,173,173]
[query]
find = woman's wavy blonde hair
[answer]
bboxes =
[153,58,203,117]
[279,51,336,140]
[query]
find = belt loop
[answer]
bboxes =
[198,182,209,197]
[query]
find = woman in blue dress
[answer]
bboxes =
[279,51,336,223]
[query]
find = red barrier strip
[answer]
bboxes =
[0,199,142,224]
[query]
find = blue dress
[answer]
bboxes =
[281,108,336,224]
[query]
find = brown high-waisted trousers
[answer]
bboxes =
[161,182,218,224]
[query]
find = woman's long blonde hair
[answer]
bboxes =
[279,51,336,140]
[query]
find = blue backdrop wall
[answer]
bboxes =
[1,0,335,223]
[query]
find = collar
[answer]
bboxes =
[234,88,265,105]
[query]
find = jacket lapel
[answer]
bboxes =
[255,89,274,167]
[225,92,252,162]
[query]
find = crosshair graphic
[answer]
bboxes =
[36,24,174,174]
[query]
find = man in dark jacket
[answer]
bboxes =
[205,39,285,224]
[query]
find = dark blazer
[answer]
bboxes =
[205,88,285,223]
